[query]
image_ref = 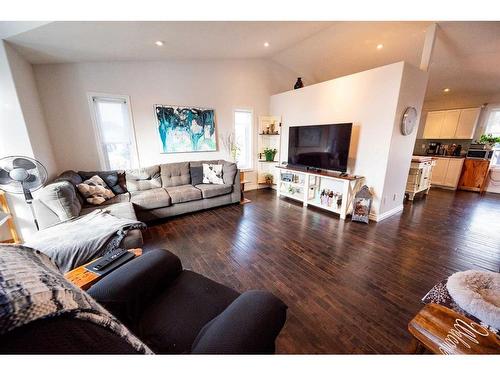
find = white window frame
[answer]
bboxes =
[233,108,254,171]
[484,104,500,139]
[87,92,139,170]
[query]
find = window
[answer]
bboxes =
[89,94,138,170]
[234,109,253,170]
[485,108,500,138]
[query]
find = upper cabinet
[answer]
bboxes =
[422,107,480,139]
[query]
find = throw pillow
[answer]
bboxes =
[190,166,204,185]
[77,175,115,205]
[202,163,224,184]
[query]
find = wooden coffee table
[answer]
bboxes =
[408,303,500,354]
[65,248,142,290]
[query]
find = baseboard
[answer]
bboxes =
[369,204,404,222]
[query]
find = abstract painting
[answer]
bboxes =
[155,105,217,153]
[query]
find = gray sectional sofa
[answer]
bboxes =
[33,160,241,249]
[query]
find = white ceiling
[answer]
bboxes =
[3,21,332,62]
[3,21,500,101]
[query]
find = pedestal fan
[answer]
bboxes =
[0,156,48,230]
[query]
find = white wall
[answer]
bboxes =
[34,59,297,189]
[270,62,428,219]
[0,41,57,241]
[380,64,428,216]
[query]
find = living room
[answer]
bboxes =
[0,0,499,372]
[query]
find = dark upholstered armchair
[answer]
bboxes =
[0,249,287,354]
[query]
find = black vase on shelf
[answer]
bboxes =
[294,77,304,90]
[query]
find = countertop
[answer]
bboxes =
[413,154,465,159]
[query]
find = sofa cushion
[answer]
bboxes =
[78,170,127,195]
[165,185,202,204]
[190,166,203,186]
[80,202,137,222]
[126,166,161,192]
[130,188,171,210]
[55,170,83,186]
[36,181,82,222]
[77,175,116,205]
[221,161,238,185]
[202,163,224,184]
[138,270,239,354]
[195,184,232,199]
[160,162,191,187]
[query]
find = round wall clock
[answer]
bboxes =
[401,107,418,136]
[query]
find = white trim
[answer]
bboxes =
[369,204,404,222]
[233,107,254,171]
[87,92,140,170]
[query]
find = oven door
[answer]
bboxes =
[466,150,488,159]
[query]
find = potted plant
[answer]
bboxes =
[263,148,277,162]
[263,173,274,185]
[478,133,500,149]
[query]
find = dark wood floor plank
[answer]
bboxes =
[143,187,500,353]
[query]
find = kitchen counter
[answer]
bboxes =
[413,154,465,159]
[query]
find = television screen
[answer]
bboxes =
[288,123,352,172]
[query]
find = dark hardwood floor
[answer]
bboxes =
[143,188,500,354]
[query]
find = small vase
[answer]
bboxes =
[294,77,304,90]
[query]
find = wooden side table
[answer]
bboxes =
[0,190,20,244]
[65,248,142,290]
[240,171,251,205]
[408,303,499,354]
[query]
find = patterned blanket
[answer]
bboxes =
[0,245,152,353]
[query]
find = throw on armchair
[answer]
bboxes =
[0,246,287,354]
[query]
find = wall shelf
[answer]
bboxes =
[257,116,282,189]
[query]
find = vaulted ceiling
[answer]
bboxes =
[3,21,500,101]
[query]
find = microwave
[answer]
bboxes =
[466,149,494,159]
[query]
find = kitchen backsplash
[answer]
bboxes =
[413,138,473,156]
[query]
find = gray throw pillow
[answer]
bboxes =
[190,166,203,185]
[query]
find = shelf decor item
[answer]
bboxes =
[351,185,372,224]
[155,105,217,153]
[294,77,304,90]
[263,173,274,185]
[263,148,278,162]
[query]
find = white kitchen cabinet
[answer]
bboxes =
[439,110,461,138]
[455,108,480,139]
[431,157,464,189]
[423,107,480,140]
[423,111,445,139]
[431,158,449,185]
[444,158,465,188]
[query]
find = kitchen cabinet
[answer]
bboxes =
[439,110,461,138]
[422,107,480,139]
[431,157,465,189]
[458,158,490,192]
[423,111,445,139]
[455,108,481,139]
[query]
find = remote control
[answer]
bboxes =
[92,249,129,271]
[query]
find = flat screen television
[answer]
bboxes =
[287,123,352,172]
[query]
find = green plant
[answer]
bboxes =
[263,173,274,184]
[263,148,277,161]
[478,133,500,145]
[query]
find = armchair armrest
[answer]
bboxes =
[87,249,182,325]
[191,290,287,354]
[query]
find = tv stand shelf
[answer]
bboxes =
[276,165,364,220]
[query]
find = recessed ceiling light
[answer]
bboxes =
[443,88,450,93]
[264,42,270,47]
[376,44,384,50]
[155,40,164,46]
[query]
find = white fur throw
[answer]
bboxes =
[447,270,499,329]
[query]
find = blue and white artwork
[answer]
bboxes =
[155,105,217,153]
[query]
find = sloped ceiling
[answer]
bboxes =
[3,21,500,100]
